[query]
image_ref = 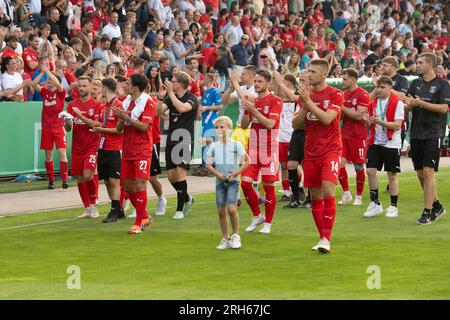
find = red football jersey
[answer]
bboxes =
[67,97,102,155]
[246,93,283,159]
[122,97,155,161]
[342,86,370,140]
[99,97,123,151]
[149,96,161,144]
[40,88,66,129]
[301,85,344,160]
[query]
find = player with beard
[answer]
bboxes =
[293,59,344,253]
[65,77,103,218]
[240,69,283,234]
[337,68,370,206]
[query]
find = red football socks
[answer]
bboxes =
[87,179,97,205]
[263,184,276,224]
[60,161,68,182]
[312,198,325,239]
[339,167,349,192]
[323,197,337,241]
[119,186,128,209]
[130,190,147,227]
[77,182,91,208]
[282,180,290,194]
[356,169,366,196]
[241,181,261,217]
[45,161,54,183]
[93,174,99,199]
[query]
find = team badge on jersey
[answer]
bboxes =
[323,100,330,110]
[430,86,437,94]
[352,98,358,105]
[263,106,270,114]
[88,109,94,117]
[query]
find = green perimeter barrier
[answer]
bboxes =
[0,76,418,177]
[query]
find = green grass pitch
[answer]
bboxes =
[1,169,449,299]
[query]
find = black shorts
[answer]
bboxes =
[288,130,305,163]
[150,143,161,177]
[165,143,192,171]
[366,145,401,173]
[97,149,121,180]
[410,138,440,172]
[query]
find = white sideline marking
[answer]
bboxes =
[1,171,450,231]
[0,201,216,231]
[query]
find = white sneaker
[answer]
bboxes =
[338,192,353,205]
[172,211,184,220]
[78,208,91,218]
[259,222,272,234]
[353,195,363,206]
[385,205,398,218]
[89,206,99,218]
[363,202,383,218]
[216,238,230,250]
[229,234,241,249]
[245,214,265,232]
[128,210,136,218]
[156,197,167,216]
[316,237,331,253]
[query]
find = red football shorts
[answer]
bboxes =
[121,159,151,180]
[279,142,289,163]
[342,137,367,164]
[242,150,280,182]
[71,152,97,176]
[40,127,67,150]
[303,154,341,188]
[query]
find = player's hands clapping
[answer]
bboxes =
[298,84,311,105]
[164,80,174,94]
[404,95,422,108]
[112,107,129,121]
[242,94,256,114]
[72,107,82,117]
[229,70,240,85]
[158,84,167,99]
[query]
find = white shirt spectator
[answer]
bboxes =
[1,71,23,95]
[147,0,165,22]
[102,23,121,40]
[193,0,206,14]
[93,47,110,65]
[162,5,174,29]
[180,0,196,12]
[29,0,41,14]
[226,25,240,47]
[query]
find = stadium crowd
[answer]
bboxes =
[0,0,449,251]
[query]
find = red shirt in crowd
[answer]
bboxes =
[67,97,102,155]
[199,46,218,70]
[40,87,66,129]
[22,48,39,76]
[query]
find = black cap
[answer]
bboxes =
[404,60,415,68]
